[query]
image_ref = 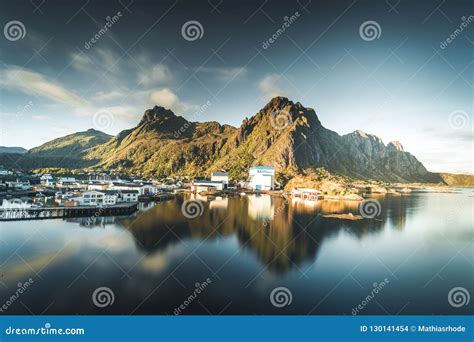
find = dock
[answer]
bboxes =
[0,203,138,221]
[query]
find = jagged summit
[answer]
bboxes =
[388,141,404,151]
[139,105,177,126]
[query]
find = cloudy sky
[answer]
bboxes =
[0,0,472,173]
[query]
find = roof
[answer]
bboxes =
[107,189,139,194]
[193,180,223,185]
[249,166,274,170]
[212,172,228,176]
[111,182,140,187]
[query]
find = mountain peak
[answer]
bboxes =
[387,141,404,152]
[139,105,176,125]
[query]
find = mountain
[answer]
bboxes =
[438,173,474,187]
[84,106,235,177]
[28,129,112,157]
[8,97,442,183]
[0,146,27,154]
[81,97,439,183]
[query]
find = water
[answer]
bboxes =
[1,191,472,315]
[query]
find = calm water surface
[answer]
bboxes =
[1,191,473,315]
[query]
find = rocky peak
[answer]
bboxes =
[139,105,177,126]
[387,141,404,152]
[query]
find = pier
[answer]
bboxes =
[0,203,138,221]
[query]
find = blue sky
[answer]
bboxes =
[0,0,472,173]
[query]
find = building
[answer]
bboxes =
[87,181,110,191]
[211,172,229,186]
[191,180,224,193]
[291,188,322,201]
[72,190,106,206]
[40,174,55,187]
[71,189,138,206]
[113,190,139,203]
[5,180,32,190]
[248,166,275,190]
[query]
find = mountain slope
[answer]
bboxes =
[0,146,27,154]
[28,129,112,157]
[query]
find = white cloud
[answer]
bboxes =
[137,64,172,86]
[0,67,88,108]
[149,88,189,113]
[198,66,248,81]
[32,115,51,121]
[258,74,284,99]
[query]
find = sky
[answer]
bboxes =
[0,0,472,173]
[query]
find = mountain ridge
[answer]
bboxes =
[2,97,444,184]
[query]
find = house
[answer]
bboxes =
[107,190,139,203]
[211,172,229,186]
[248,166,275,190]
[40,174,55,187]
[0,166,13,175]
[109,182,157,196]
[5,179,32,191]
[291,188,322,201]
[72,190,105,206]
[138,184,158,196]
[191,179,224,193]
[87,181,110,191]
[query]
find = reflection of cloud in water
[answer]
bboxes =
[1,242,81,285]
[140,252,168,273]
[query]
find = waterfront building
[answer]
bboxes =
[248,166,275,190]
[191,179,224,193]
[211,172,229,186]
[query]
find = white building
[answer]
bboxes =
[5,180,32,190]
[40,174,55,187]
[248,166,275,191]
[211,172,229,186]
[191,180,224,193]
[87,182,110,191]
[109,182,157,196]
[71,189,139,206]
[72,190,106,206]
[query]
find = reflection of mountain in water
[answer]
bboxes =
[120,194,414,274]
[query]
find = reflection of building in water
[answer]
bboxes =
[209,197,228,210]
[138,202,157,211]
[247,194,274,220]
